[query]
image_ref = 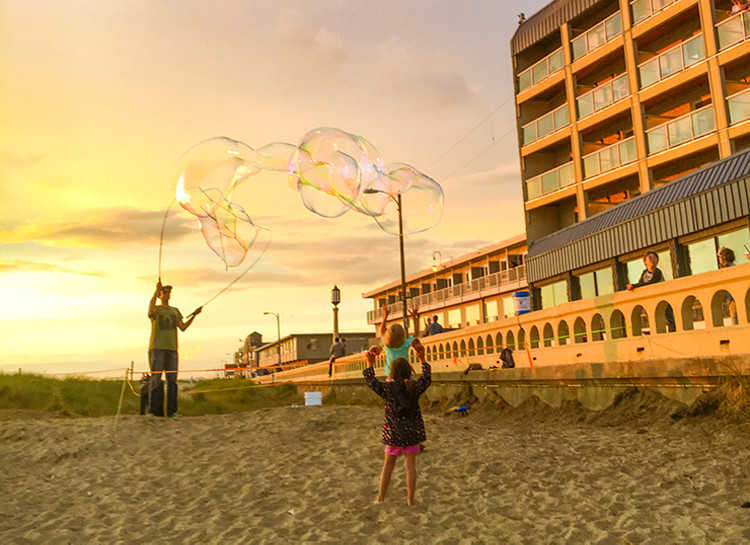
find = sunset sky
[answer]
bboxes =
[1,0,548,375]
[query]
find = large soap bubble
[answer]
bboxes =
[176,137,270,271]
[176,137,258,218]
[368,163,444,236]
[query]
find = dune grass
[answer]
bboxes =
[0,373,302,418]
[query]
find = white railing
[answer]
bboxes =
[526,161,575,201]
[646,103,716,154]
[638,34,705,89]
[576,73,630,119]
[716,10,750,51]
[366,265,527,324]
[521,103,570,146]
[630,0,678,25]
[517,47,564,93]
[582,136,637,179]
[571,12,623,60]
[728,87,750,125]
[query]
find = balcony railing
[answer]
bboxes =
[638,35,705,89]
[576,73,630,119]
[716,10,750,51]
[526,161,575,201]
[571,12,623,60]
[646,103,716,154]
[517,48,564,93]
[366,265,527,324]
[630,0,678,25]
[728,88,750,125]
[521,104,570,146]
[582,136,637,179]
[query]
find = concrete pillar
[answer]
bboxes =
[561,22,588,221]
[619,0,652,195]
[698,0,732,158]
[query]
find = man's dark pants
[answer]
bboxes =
[149,349,179,417]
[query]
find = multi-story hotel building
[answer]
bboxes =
[364,234,528,330]
[513,0,750,308]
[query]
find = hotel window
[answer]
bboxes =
[465,305,481,325]
[688,228,750,275]
[502,296,515,318]
[578,267,614,299]
[447,308,462,328]
[625,250,673,285]
[484,300,499,322]
[541,280,569,309]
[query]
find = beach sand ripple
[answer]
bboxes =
[2,406,750,544]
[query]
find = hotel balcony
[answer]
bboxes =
[525,161,576,201]
[571,11,623,61]
[365,265,527,324]
[716,9,750,51]
[583,136,638,179]
[630,0,679,26]
[646,103,716,154]
[576,73,630,119]
[517,47,564,94]
[521,103,570,146]
[638,34,706,89]
[728,87,750,125]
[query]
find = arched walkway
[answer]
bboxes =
[610,310,627,339]
[543,323,554,347]
[573,317,587,344]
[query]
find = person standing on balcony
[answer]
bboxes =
[718,247,738,325]
[424,315,445,337]
[626,252,675,331]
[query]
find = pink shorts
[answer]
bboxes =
[385,444,420,457]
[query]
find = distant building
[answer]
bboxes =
[254,333,373,368]
[363,234,528,331]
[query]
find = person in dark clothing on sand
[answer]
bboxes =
[364,339,431,506]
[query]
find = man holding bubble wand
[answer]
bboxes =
[147,280,201,417]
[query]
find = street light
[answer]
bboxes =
[263,311,281,368]
[331,285,341,344]
[363,188,408,334]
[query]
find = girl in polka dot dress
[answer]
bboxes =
[364,338,431,505]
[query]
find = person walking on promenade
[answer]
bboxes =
[364,339,431,506]
[147,281,200,417]
[328,336,346,377]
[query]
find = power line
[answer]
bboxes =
[430,94,516,170]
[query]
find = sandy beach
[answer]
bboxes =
[2,405,750,544]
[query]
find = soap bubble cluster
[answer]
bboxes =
[175,130,444,268]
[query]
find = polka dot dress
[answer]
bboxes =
[364,362,431,447]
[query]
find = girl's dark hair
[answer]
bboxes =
[388,357,418,418]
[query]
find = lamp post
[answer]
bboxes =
[263,311,281,368]
[363,189,408,334]
[331,285,341,344]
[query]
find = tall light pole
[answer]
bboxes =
[364,189,408,334]
[331,285,341,344]
[263,311,281,367]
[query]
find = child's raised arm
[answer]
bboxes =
[377,306,389,339]
[410,339,431,394]
[363,346,386,399]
